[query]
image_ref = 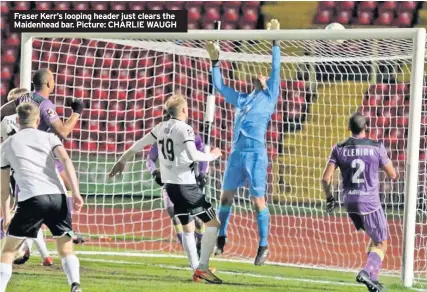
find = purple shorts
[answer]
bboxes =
[162,187,174,209]
[55,160,64,173]
[348,207,389,243]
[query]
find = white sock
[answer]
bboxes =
[198,226,218,270]
[61,255,80,285]
[182,232,199,270]
[34,229,50,260]
[24,239,33,253]
[0,263,12,292]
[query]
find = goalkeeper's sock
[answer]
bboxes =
[34,229,50,260]
[363,250,383,281]
[182,232,199,270]
[61,255,80,285]
[0,262,12,292]
[24,238,33,253]
[174,224,183,245]
[218,205,232,237]
[198,226,218,270]
[256,207,270,247]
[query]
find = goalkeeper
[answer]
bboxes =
[146,131,207,256]
[205,19,281,265]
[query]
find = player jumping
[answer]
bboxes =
[322,112,398,292]
[205,19,281,265]
[0,103,84,292]
[0,88,54,267]
[147,136,207,256]
[0,69,86,247]
[110,94,223,284]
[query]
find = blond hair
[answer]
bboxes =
[164,94,187,118]
[16,103,40,128]
[7,88,29,102]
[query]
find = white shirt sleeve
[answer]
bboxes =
[0,142,10,169]
[184,140,218,162]
[0,119,8,142]
[49,133,63,150]
[128,132,157,154]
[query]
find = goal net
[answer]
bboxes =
[28,30,425,286]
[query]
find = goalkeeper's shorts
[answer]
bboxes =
[223,148,268,197]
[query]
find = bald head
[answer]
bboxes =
[349,112,367,135]
[32,68,54,93]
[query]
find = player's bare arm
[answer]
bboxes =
[54,145,83,213]
[0,169,11,230]
[382,161,399,181]
[50,99,83,140]
[322,163,336,213]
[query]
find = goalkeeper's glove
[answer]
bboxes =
[326,196,336,213]
[70,99,84,115]
[205,41,220,61]
[152,170,163,186]
[196,174,207,189]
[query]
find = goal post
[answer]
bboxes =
[19,28,426,288]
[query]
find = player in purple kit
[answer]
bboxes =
[0,69,86,248]
[322,112,398,292]
[146,130,207,256]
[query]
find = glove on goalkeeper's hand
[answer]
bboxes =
[266,19,280,30]
[70,99,84,115]
[326,196,336,213]
[152,170,163,186]
[205,41,220,61]
[196,174,207,189]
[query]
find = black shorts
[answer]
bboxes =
[165,184,216,225]
[9,169,16,198]
[8,194,73,239]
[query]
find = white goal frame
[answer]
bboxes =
[19,28,426,288]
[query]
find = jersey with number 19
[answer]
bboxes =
[150,118,197,185]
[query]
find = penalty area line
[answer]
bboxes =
[79,257,361,288]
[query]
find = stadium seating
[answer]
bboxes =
[313,1,422,27]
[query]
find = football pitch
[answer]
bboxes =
[7,244,426,292]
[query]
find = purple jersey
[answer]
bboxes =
[146,134,208,175]
[328,137,390,214]
[15,92,59,132]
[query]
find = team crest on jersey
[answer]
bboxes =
[47,108,56,117]
[187,129,194,137]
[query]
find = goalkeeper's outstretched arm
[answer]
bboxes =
[205,42,240,107]
[266,19,281,101]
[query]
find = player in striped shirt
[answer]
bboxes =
[0,103,84,292]
[0,88,54,266]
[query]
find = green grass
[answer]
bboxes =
[7,246,425,292]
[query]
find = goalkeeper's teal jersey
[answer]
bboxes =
[212,45,281,147]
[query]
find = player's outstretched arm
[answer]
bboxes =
[109,132,157,177]
[205,41,240,107]
[50,99,84,139]
[0,169,11,230]
[382,161,399,181]
[53,142,84,213]
[185,141,222,162]
[266,19,281,101]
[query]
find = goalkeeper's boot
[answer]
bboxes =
[214,236,226,256]
[71,282,82,292]
[193,268,222,284]
[356,270,386,292]
[72,233,86,244]
[192,267,217,283]
[42,256,54,267]
[254,245,269,266]
[196,241,202,259]
[13,248,30,265]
